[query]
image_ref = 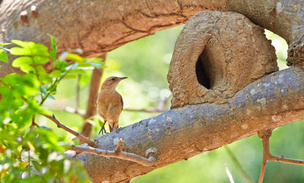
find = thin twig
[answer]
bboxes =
[115,138,124,153]
[30,116,39,128]
[257,129,304,183]
[64,106,167,116]
[68,144,157,166]
[268,155,304,165]
[42,114,97,147]
[123,107,167,113]
[224,146,255,183]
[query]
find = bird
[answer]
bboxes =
[95,76,127,134]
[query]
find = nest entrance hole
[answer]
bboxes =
[196,49,211,89]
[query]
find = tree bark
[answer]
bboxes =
[0,0,303,76]
[1,0,304,182]
[69,66,304,182]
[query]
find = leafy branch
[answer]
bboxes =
[0,35,105,182]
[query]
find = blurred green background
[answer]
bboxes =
[41,26,303,182]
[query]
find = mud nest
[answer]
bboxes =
[167,11,278,109]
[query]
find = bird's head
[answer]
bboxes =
[101,76,127,89]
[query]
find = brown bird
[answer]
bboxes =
[96,76,127,134]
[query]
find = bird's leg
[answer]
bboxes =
[98,121,107,135]
[102,127,107,134]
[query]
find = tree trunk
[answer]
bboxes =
[1,0,304,182]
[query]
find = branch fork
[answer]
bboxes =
[258,129,304,183]
[69,139,157,167]
[42,114,157,166]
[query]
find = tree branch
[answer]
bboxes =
[42,114,97,147]
[257,129,272,183]
[73,66,304,182]
[65,106,167,115]
[124,107,167,113]
[1,0,303,76]
[68,142,157,167]
[258,129,304,183]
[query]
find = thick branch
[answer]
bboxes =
[1,0,303,76]
[73,66,304,182]
[42,114,97,147]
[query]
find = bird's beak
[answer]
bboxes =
[119,77,128,80]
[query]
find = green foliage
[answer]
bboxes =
[0,36,104,182]
[0,43,11,62]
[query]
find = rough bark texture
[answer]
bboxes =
[167,11,278,108]
[0,0,303,76]
[1,0,304,182]
[71,66,304,182]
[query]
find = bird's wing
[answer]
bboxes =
[107,95,123,122]
[120,94,123,111]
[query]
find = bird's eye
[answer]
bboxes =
[111,78,115,81]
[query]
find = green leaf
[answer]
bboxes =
[32,44,49,57]
[20,65,35,73]
[10,47,31,55]
[0,43,11,47]
[54,60,67,71]
[33,56,49,64]
[11,40,49,57]
[32,160,42,172]
[69,69,86,75]
[63,74,76,79]
[87,57,103,63]
[36,65,46,75]
[11,40,33,48]
[37,66,52,83]
[50,70,62,78]
[23,74,40,87]
[66,53,85,62]
[49,50,57,61]
[39,109,53,116]
[39,75,53,84]
[48,34,57,52]
[12,56,33,67]
[10,40,33,55]
[0,50,8,62]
